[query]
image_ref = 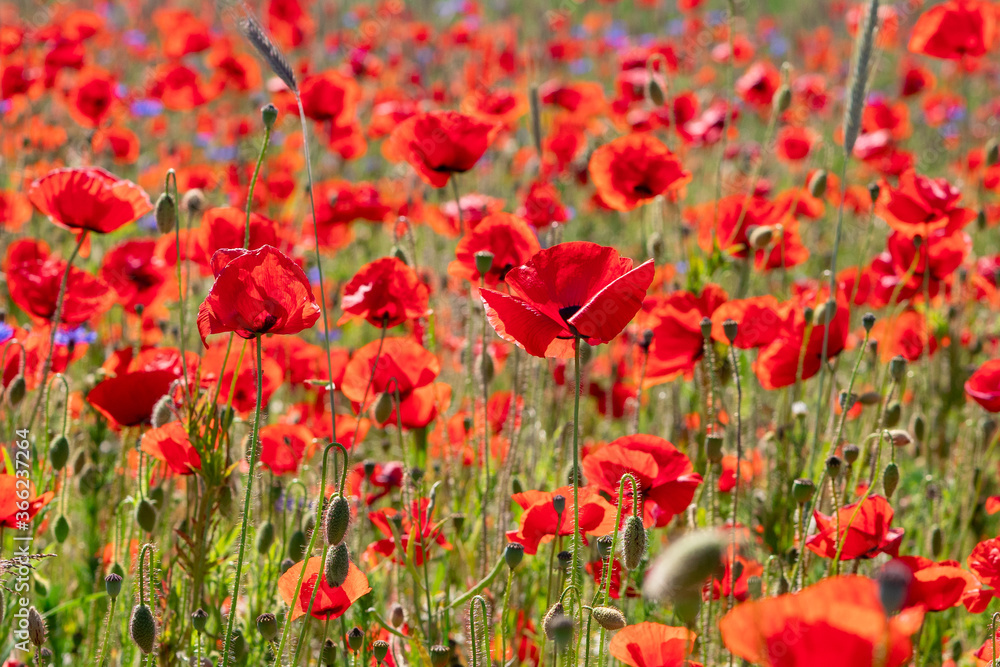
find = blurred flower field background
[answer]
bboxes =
[2,0,1000,666]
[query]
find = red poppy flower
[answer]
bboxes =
[100,239,168,315]
[197,245,321,345]
[588,134,690,212]
[735,61,780,108]
[367,498,452,566]
[806,495,904,561]
[200,342,283,414]
[258,423,314,475]
[299,70,362,124]
[461,87,528,127]
[506,485,617,555]
[480,242,655,358]
[720,576,923,667]
[140,421,201,476]
[340,337,448,430]
[518,180,569,228]
[582,434,702,527]
[709,295,782,349]
[339,257,430,328]
[0,472,54,529]
[608,622,699,667]
[775,126,818,162]
[908,0,996,60]
[277,557,371,621]
[148,63,218,110]
[197,207,281,273]
[6,240,112,325]
[92,125,141,164]
[386,110,500,187]
[967,537,1000,589]
[29,167,152,234]
[69,68,116,128]
[892,556,979,611]
[705,543,763,602]
[153,9,212,58]
[639,285,728,384]
[448,212,541,286]
[876,169,976,238]
[87,369,178,428]
[965,360,1000,411]
[867,228,970,307]
[869,310,936,362]
[691,195,783,259]
[0,189,32,231]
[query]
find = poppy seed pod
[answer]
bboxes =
[347,627,364,651]
[883,462,900,498]
[889,355,906,383]
[705,434,724,464]
[642,530,725,602]
[542,602,565,640]
[374,391,394,424]
[256,613,278,641]
[808,169,827,197]
[324,542,350,588]
[504,542,525,569]
[390,604,405,628]
[622,515,647,571]
[591,605,627,630]
[862,312,876,332]
[597,534,614,560]
[53,515,69,543]
[135,499,157,533]
[105,573,123,599]
[792,478,816,505]
[877,559,912,615]
[557,550,573,571]
[373,639,390,663]
[748,225,774,250]
[429,645,451,667]
[474,250,495,276]
[129,604,155,654]
[825,455,842,478]
[154,191,176,234]
[261,103,278,129]
[28,606,46,646]
[325,495,351,546]
[181,188,205,214]
[256,520,275,554]
[552,494,566,516]
[192,608,209,633]
[722,319,739,344]
[7,374,26,407]
[323,639,338,666]
[48,434,69,471]
[843,444,860,465]
[280,558,295,574]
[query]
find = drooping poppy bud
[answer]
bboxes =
[591,606,627,630]
[324,542,350,588]
[28,607,46,647]
[325,495,351,546]
[129,604,156,654]
[622,515,647,571]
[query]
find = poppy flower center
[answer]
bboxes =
[559,305,582,324]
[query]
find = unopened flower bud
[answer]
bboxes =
[325,495,351,546]
[591,606,627,630]
[622,515,647,571]
[129,604,155,654]
[808,170,827,197]
[324,542,351,588]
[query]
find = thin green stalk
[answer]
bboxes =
[569,336,583,595]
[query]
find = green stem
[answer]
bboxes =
[570,336,583,594]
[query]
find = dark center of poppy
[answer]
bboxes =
[633,183,653,196]
[559,305,582,323]
[258,313,279,333]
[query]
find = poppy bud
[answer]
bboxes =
[868,182,880,203]
[883,462,900,498]
[453,513,465,533]
[551,615,575,651]
[511,476,523,495]
[843,444,859,465]
[181,188,206,215]
[324,542,350,588]
[773,85,791,113]
[151,395,174,429]
[857,391,882,406]
[552,494,566,516]
[747,575,763,599]
[73,449,87,476]
[373,639,390,663]
[748,225,774,249]
[232,629,248,661]
[7,374,26,407]
[390,604,405,628]
[877,559,911,615]
[347,627,364,652]
[392,245,410,266]
[135,499,157,533]
[53,515,69,543]
[642,530,724,602]
[889,430,913,447]
[987,138,999,166]
[674,589,702,625]
[647,78,666,107]
[261,103,278,129]
[930,524,943,558]
[429,645,451,667]
[256,613,278,641]
[913,414,926,442]
[288,528,307,562]
[479,352,494,385]
[705,434,724,463]
[154,192,176,234]
[597,535,614,560]
[192,608,209,633]
[622,515,647,571]
[792,478,815,505]
[883,401,901,427]
[542,602,565,640]
[808,170,827,198]
[325,495,351,546]
[889,356,907,384]
[250,521,272,554]
[280,558,295,574]
[803,307,815,325]
[27,606,46,647]
[474,250,495,277]
[812,299,838,326]
[825,455,842,478]
[129,604,156,654]
[374,392,394,423]
[591,605,627,630]
[862,312,876,332]
[49,434,69,471]
[105,573,123,599]
[722,319,739,344]
[504,542,524,569]
[323,639,338,666]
